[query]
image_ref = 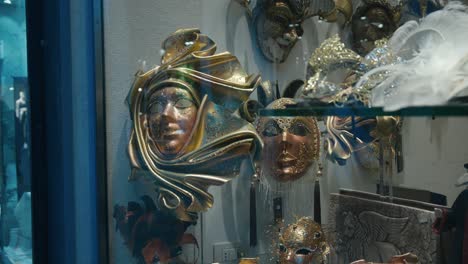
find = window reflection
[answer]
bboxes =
[0,0,32,263]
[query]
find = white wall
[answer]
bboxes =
[103,1,468,263]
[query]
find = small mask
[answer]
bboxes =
[351,0,401,55]
[251,0,336,63]
[279,217,330,263]
[257,98,320,182]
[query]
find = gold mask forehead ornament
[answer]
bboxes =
[301,34,362,104]
[279,217,330,263]
[128,29,263,222]
[256,98,320,182]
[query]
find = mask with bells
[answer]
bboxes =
[251,0,336,63]
[279,217,330,263]
[256,98,320,182]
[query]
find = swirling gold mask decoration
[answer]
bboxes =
[128,29,263,222]
[326,115,400,168]
[301,35,401,167]
[279,217,330,263]
[256,98,320,182]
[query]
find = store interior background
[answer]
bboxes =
[0,0,32,263]
[103,0,468,263]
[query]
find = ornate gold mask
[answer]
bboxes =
[128,29,263,222]
[279,217,330,263]
[256,98,320,182]
[302,34,362,103]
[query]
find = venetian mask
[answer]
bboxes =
[351,0,401,55]
[147,86,199,159]
[128,29,262,222]
[251,0,336,63]
[279,217,330,263]
[301,35,402,168]
[256,98,320,182]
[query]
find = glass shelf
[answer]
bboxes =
[259,105,468,117]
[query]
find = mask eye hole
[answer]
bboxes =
[263,120,281,137]
[289,121,311,136]
[174,98,195,109]
[321,244,328,252]
[279,243,287,253]
[295,25,304,37]
[148,100,165,114]
[295,248,313,255]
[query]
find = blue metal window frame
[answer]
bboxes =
[25,0,107,263]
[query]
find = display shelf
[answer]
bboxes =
[259,105,468,117]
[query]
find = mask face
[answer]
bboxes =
[255,2,304,63]
[352,6,396,55]
[147,86,198,159]
[279,217,330,263]
[257,98,320,182]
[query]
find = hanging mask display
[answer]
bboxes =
[278,217,330,263]
[351,0,402,56]
[127,28,263,223]
[356,2,468,110]
[234,0,352,63]
[256,98,320,182]
[300,35,402,168]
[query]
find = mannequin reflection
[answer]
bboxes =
[15,91,28,149]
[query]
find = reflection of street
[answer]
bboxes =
[2,192,32,264]
[0,91,32,264]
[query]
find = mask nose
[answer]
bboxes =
[280,131,291,152]
[161,102,175,118]
[282,131,288,142]
[284,250,298,263]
